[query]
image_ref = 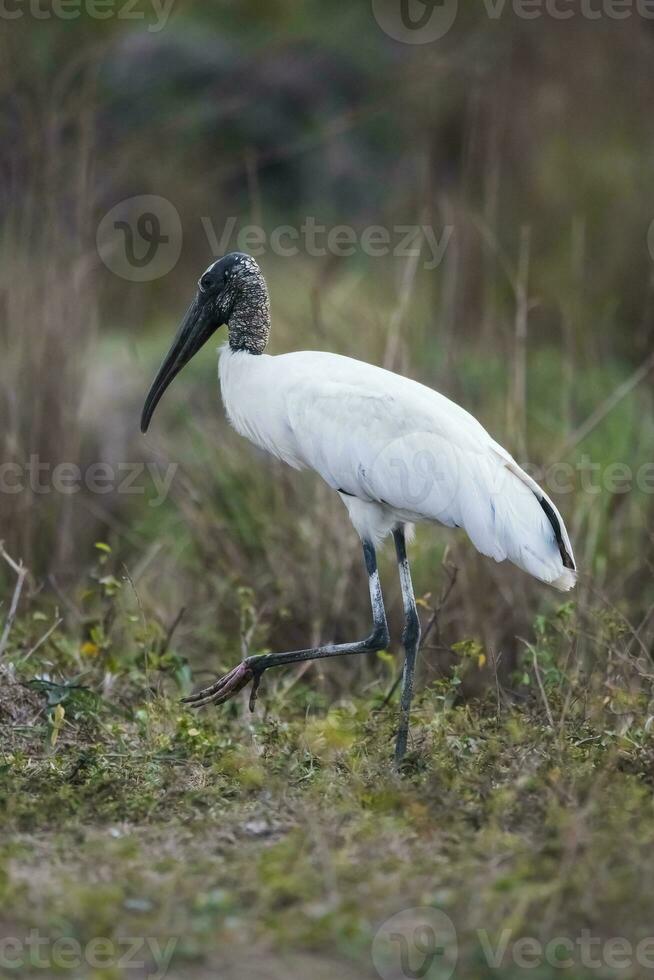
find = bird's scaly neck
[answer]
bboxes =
[227,271,271,355]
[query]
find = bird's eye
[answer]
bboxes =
[199,275,214,292]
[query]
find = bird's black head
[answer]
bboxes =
[196,251,250,322]
[141,252,269,433]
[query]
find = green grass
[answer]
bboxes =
[2,575,654,980]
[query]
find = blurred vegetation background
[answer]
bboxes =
[1,0,653,692]
[3,7,654,978]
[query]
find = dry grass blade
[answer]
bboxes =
[383,223,424,371]
[552,350,654,462]
[0,542,28,659]
[23,616,63,662]
[531,644,555,729]
[511,225,531,459]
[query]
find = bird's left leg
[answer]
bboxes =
[393,525,421,765]
[182,539,390,709]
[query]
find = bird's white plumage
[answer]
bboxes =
[219,345,576,591]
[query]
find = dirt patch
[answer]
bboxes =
[0,665,45,729]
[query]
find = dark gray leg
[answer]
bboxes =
[393,526,421,765]
[182,539,390,709]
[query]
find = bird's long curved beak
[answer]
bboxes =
[141,294,219,433]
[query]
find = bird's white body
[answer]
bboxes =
[219,345,576,591]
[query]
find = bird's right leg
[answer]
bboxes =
[182,539,390,709]
[393,525,422,766]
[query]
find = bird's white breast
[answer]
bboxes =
[218,345,305,469]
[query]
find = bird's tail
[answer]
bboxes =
[462,449,577,591]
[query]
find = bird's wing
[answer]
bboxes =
[286,379,462,504]
[285,375,576,590]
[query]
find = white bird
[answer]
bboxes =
[142,252,576,763]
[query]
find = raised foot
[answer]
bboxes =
[181,658,263,711]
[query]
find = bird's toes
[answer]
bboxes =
[181,661,254,709]
[180,673,233,705]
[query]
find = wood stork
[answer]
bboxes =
[141,252,576,763]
